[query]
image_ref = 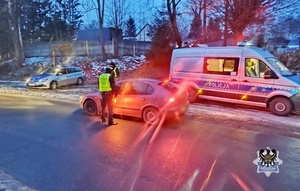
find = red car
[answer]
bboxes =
[79,78,189,123]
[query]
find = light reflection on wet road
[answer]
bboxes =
[0,94,300,191]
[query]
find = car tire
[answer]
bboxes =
[83,99,98,116]
[49,81,58,90]
[142,107,161,124]
[186,87,198,103]
[77,77,84,85]
[269,97,292,116]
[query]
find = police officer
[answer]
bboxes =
[109,62,120,79]
[98,67,118,125]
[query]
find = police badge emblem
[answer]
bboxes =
[253,147,283,177]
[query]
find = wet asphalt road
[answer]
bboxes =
[0,94,300,191]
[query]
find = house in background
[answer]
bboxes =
[135,24,152,42]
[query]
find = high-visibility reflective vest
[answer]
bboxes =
[113,67,118,78]
[99,73,112,92]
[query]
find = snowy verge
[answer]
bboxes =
[1,81,300,131]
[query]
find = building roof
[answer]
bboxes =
[135,24,152,42]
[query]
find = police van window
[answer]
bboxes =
[258,60,270,77]
[245,58,270,78]
[174,57,202,73]
[204,58,238,75]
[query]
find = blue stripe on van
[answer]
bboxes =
[172,77,296,95]
[173,78,239,92]
[238,85,273,94]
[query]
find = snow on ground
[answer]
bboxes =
[24,55,146,71]
[189,103,300,128]
[1,80,300,130]
[1,55,300,133]
[36,55,147,83]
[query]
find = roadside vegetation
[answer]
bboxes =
[1,0,300,82]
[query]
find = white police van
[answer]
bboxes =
[169,46,300,116]
[27,66,86,90]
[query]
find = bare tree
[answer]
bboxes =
[7,0,24,67]
[210,0,300,44]
[96,0,106,60]
[185,0,214,43]
[106,0,130,57]
[166,0,182,47]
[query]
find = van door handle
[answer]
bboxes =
[242,80,249,82]
[142,98,146,101]
[230,79,237,81]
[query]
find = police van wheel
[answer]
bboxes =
[83,100,97,116]
[269,97,292,116]
[77,77,84,85]
[186,87,198,103]
[49,81,57,90]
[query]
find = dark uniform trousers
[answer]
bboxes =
[100,91,113,124]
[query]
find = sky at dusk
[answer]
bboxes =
[80,0,162,31]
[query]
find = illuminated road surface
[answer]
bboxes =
[0,94,299,191]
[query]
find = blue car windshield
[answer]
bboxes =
[266,57,293,76]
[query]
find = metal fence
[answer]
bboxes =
[23,40,152,58]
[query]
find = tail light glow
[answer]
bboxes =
[169,97,175,103]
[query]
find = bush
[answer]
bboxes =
[145,45,173,69]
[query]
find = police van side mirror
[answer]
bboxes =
[264,70,279,79]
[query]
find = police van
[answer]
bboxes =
[169,46,300,116]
